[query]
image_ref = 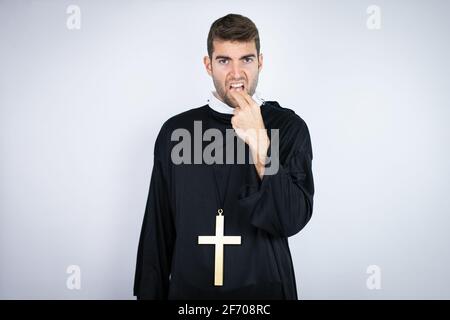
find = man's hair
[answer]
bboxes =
[207,13,260,59]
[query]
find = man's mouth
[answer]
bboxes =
[229,82,245,92]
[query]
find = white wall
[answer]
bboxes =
[1,0,449,299]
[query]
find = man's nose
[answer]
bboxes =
[230,61,242,78]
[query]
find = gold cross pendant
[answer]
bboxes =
[198,209,241,286]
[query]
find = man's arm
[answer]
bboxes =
[134,126,175,299]
[238,117,315,238]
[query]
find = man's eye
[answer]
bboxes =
[218,59,228,64]
[244,58,254,63]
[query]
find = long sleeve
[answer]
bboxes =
[238,119,314,238]
[133,153,175,299]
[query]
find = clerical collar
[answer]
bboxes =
[207,91,264,114]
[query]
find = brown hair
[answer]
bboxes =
[207,14,260,59]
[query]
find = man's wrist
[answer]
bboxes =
[250,133,270,179]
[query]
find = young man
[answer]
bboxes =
[134,13,314,300]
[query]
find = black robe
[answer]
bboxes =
[133,100,315,300]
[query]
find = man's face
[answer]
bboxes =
[204,39,263,108]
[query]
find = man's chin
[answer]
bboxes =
[223,95,239,109]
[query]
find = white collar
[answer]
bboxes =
[207,90,264,114]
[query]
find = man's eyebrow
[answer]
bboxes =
[239,54,256,60]
[215,54,257,60]
[215,55,230,60]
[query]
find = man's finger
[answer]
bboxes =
[230,90,250,109]
[240,90,256,107]
[234,90,256,110]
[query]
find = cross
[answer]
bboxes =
[198,209,241,286]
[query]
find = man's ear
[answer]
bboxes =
[258,53,263,71]
[203,55,212,76]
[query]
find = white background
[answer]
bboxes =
[1,0,449,299]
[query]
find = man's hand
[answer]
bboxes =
[229,90,270,179]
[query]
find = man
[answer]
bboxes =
[134,13,314,300]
